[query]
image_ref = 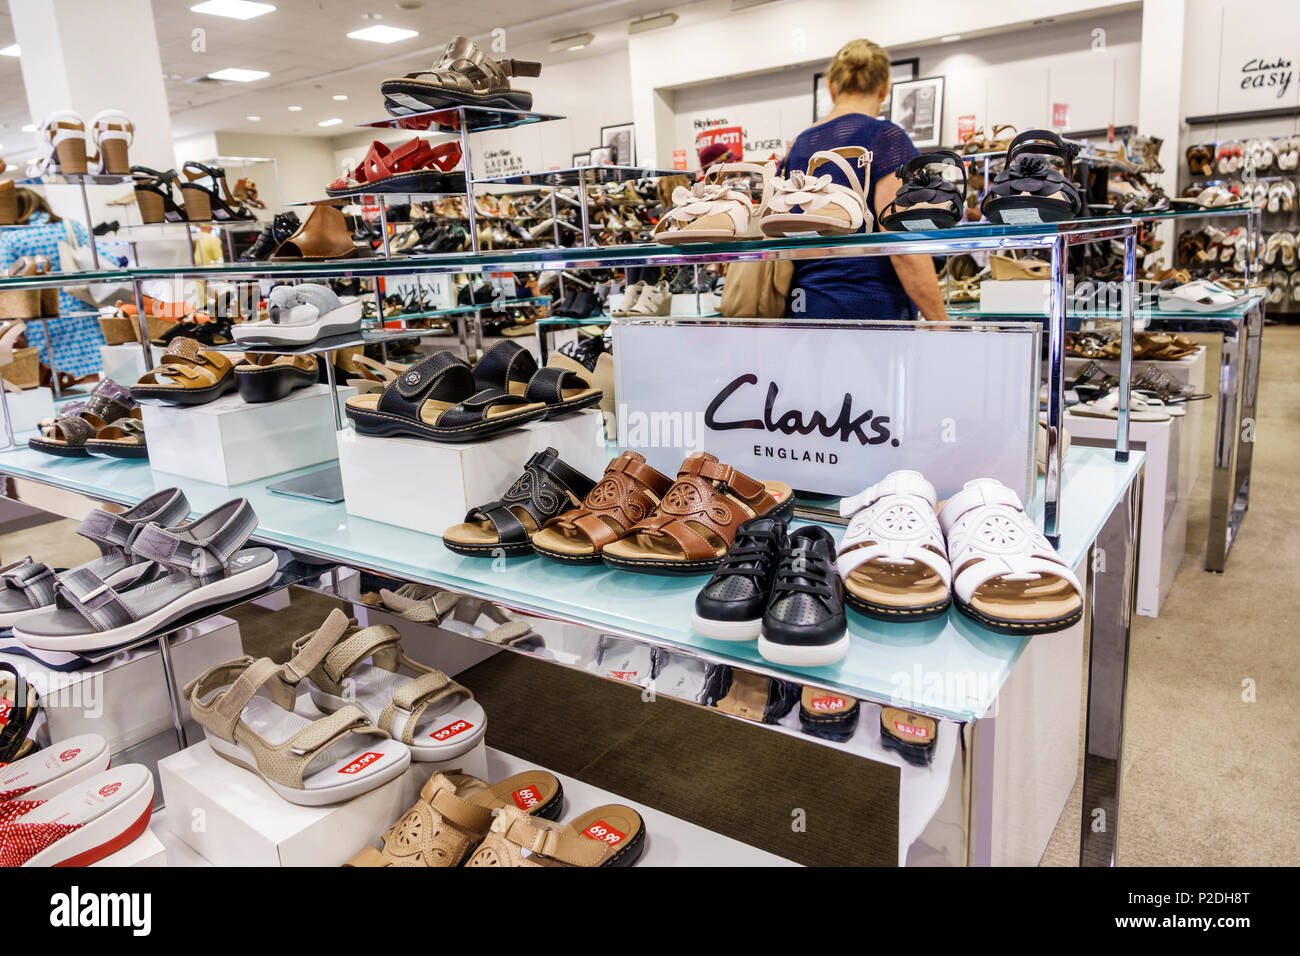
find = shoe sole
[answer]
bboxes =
[756,629,850,668]
[689,613,761,642]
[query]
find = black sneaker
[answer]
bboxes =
[690,516,786,641]
[241,212,300,260]
[757,526,848,667]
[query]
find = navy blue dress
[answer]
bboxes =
[784,114,919,321]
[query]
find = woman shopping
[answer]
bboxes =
[785,39,948,322]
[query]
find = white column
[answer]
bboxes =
[1137,0,1188,266]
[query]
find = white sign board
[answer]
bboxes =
[613,321,1039,501]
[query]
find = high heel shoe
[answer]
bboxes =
[132,166,188,223]
[179,162,255,222]
[37,111,88,176]
[89,111,134,175]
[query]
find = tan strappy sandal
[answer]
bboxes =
[130,337,239,405]
[347,770,563,867]
[653,161,775,243]
[464,803,646,867]
[759,146,872,237]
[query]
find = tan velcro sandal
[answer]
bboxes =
[130,337,239,405]
[347,769,563,867]
[290,609,487,762]
[465,803,646,867]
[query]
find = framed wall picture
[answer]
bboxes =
[813,57,919,122]
[572,151,591,167]
[601,122,635,165]
[888,75,944,149]
[589,145,614,166]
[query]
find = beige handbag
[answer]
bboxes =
[720,259,794,318]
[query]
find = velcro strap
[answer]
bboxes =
[939,480,1023,535]
[392,351,472,401]
[459,387,528,410]
[391,670,456,712]
[0,560,56,609]
[473,341,537,392]
[501,814,607,867]
[54,568,132,633]
[501,58,541,78]
[75,509,136,555]
[607,453,672,497]
[839,470,936,518]
[427,780,495,833]
[130,498,257,582]
[523,366,582,405]
[285,705,372,756]
[321,625,401,684]
[284,608,352,682]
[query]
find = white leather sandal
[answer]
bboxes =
[653,161,774,243]
[759,146,872,237]
[37,111,87,176]
[88,110,134,175]
[939,479,1083,635]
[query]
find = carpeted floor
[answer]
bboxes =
[3,327,1297,866]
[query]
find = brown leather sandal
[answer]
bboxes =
[347,770,563,867]
[380,35,542,115]
[130,337,239,405]
[28,382,136,458]
[84,408,148,459]
[271,204,371,261]
[530,451,673,564]
[600,452,794,575]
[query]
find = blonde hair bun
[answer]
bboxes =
[826,38,891,97]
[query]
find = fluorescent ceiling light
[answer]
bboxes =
[0,44,20,57]
[347,25,417,43]
[332,94,348,101]
[288,105,303,111]
[628,12,678,34]
[729,0,778,9]
[246,115,261,121]
[190,1,276,19]
[549,32,594,53]
[207,67,269,82]
[317,118,343,127]
[21,123,35,132]
[941,34,962,42]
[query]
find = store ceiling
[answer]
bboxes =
[0,0,679,158]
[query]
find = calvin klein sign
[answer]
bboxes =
[613,319,1039,500]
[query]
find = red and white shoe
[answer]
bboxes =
[1,764,153,867]
[0,734,110,804]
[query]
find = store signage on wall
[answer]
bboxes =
[1239,55,1293,99]
[696,125,744,156]
[1051,103,1070,129]
[482,148,525,179]
[957,115,976,144]
[672,149,687,170]
[613,322,1038,500]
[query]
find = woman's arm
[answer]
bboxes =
[874,173,949,321]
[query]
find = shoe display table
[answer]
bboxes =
[0,439,1143,867]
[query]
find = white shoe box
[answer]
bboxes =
[93,829,168,867]
[99,343,164,387]
[1,386,55,434]
[979,278,1050,314]
[1064,413,1183,617]
[670,292,720,316]
[159,728,488,867]
[144,383,355,485]
[0,616,243,754]
[337,410,607,537]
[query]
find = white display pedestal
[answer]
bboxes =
[337,410,606,537]
[92,828,168,867]
[159,732,488,867]
[980,279,1050,314]
[0,616,243,753]
[99,343,163,387]
[670,292,720,316]
[2,387,55,434]
[144,383,355,485]
[1065,413,1183,617]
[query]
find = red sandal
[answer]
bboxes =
[327,137,462,198]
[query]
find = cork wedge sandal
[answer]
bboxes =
[186,621,410,806]
[347,770,563,867]
[290,609,486,762]
[938,479,1083,635]
[836,471,953,622]
[600,453,794,575]
[531,451,674,564]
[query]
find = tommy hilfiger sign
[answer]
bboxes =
[612,319,1039,500]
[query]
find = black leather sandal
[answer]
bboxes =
[442,448,597,557]
[0,661,40,762]
[982,129,1083,225]
[473,341,602,418]
[344,350,548,442]
[880,150,967,231]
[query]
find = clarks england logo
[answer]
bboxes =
[705,374,896,447]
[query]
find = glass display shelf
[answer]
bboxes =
[0,441,1141,721]
[0,268,134,290]
[122,216,1140,283]
[475,165,681,187]
[956,291,1263,324]
[1137,204,1254,221]
[357,105,564,133]
[202,327,424,357]
[365,296,552,326]
[287,178,469,205]
[17,173,133,186]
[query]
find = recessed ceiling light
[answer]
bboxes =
[347,25,417,43]
[190,1,276,19]
[941,34,962,42]
[317,118,343,127]
[288,105,303,111]
[0,44,20,57]
[246,115,261,121]
[332,94,348,101]
[549,32,594,53]
[207,67,269,82]
[21,123,35,132]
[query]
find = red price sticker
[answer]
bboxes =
[607,670,640,681]
[512,786,543,810]
[894,721,931,740]
[338,752,384,775]
[581,820,626,846]
[430,719,473,742]
[810,696,846,712]
[0,698,11,725]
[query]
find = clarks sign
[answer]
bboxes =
[613,321,1038,500]
[1239,55,1293,99]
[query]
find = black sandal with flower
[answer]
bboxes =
[880,150,967,231]
[982,130,1083,225]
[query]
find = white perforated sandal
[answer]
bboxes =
[759,146,872,237]
[652,161,774,243]
[836,471,952,622]
[939,479,1083,635]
